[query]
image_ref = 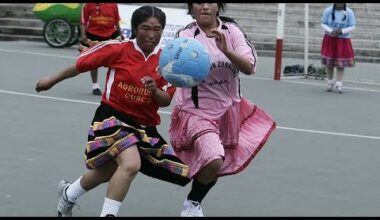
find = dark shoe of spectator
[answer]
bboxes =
[92,88,102,96]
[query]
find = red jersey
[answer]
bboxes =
[80,3,121,38]
[76,39,175,127]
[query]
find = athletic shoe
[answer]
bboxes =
[326,82,334,92]
[335,85,343,93]
[92,88,102,96]
[57,180,76,217]
[180,199,204,217]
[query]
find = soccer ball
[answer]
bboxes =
[159,37,211,88]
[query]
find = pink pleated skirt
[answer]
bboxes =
[169,98,276,178]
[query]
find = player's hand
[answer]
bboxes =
[80,35,86,42]
[211,29,228,54]
[88,40,99,47]
[141,76,158,95]
[35,76,54,92]
[156,67,163,76]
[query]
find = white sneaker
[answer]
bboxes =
[335,85,343,93]
[180,199,204,217]
[57,180,76,217]
[326,82,334,92]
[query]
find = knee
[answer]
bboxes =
[206,158,223,173]
[118,160,141,177]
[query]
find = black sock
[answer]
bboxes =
[187,179,217,204]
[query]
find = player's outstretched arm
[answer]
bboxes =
[35,64,80,92]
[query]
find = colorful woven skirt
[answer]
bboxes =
[321,34,355,68]
[85,104,191,186]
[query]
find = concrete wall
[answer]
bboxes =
[1,3,379,63]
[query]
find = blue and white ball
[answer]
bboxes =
[159,37,211,88]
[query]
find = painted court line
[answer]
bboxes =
[243,76,380,92]
[1,89,379,141]
[2,48,380,93]
[0,48,75,59]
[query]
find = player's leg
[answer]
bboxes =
[57,161,117,217]
[99,145,141,217]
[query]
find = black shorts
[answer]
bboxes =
[86,31,120,41]
[80,31,121,47]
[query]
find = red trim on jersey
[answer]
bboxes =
[76,40,175,126]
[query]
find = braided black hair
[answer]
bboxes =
[332,3,347,21]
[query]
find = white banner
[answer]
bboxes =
[118,4,194,47]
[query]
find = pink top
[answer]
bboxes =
[174,17,257,119]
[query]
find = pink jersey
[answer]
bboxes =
[175,17,257,119]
